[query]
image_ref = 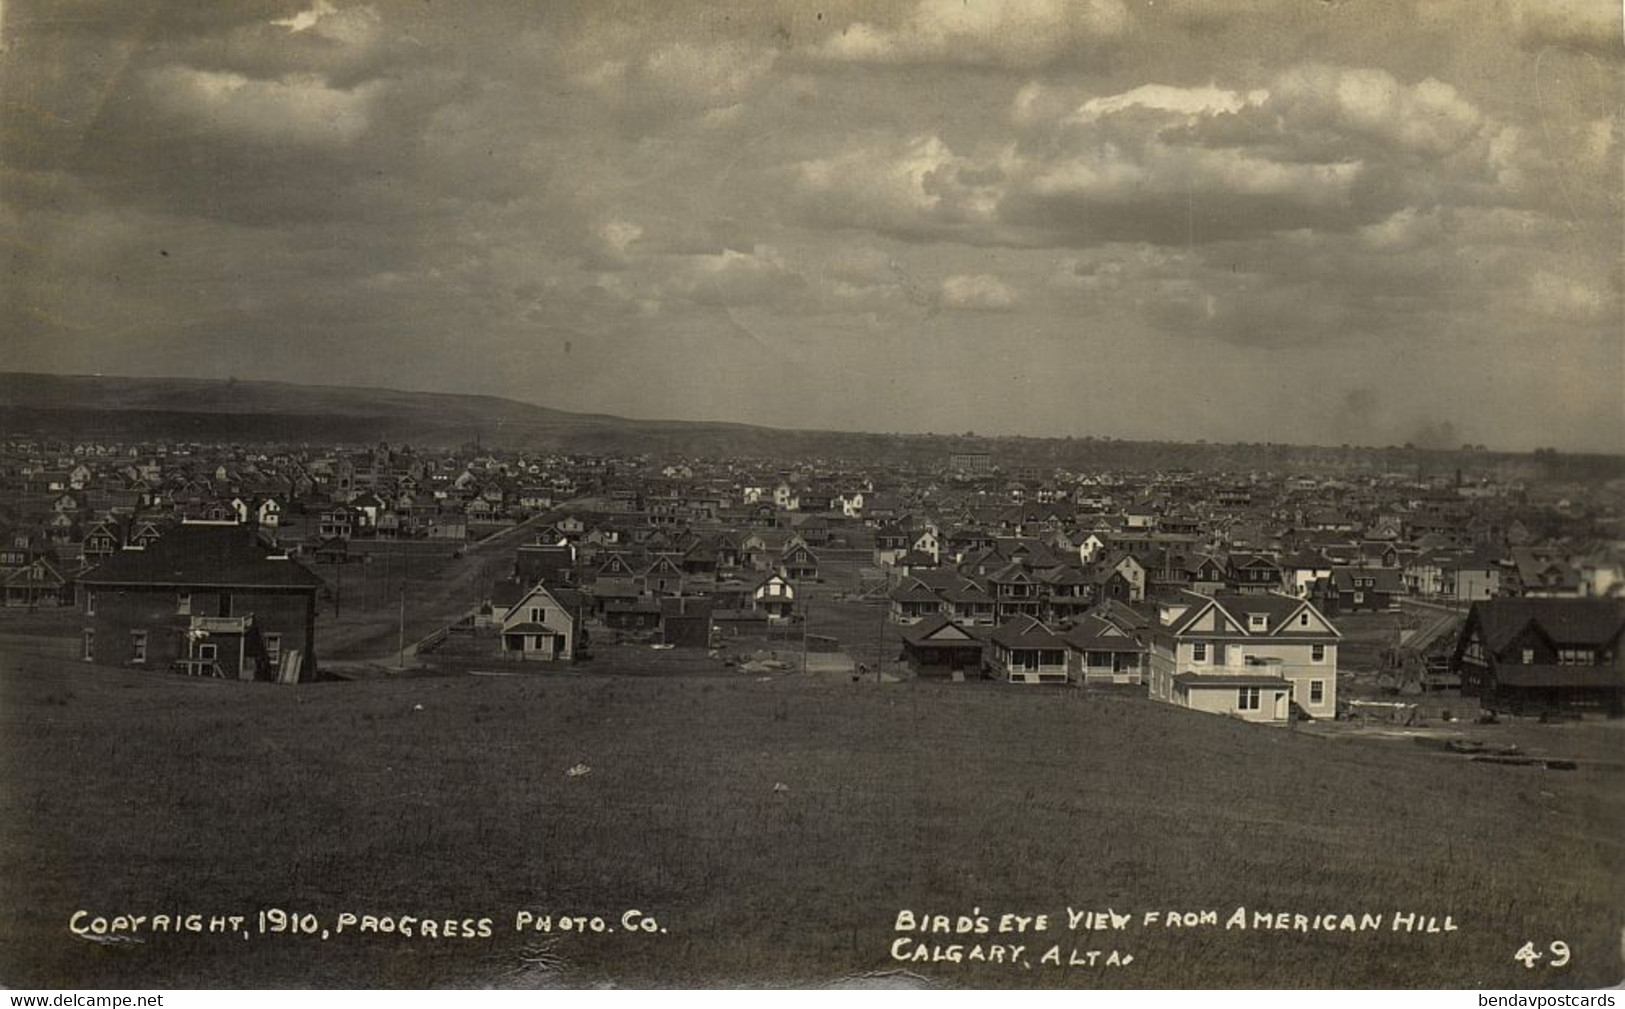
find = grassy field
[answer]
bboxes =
[1,651,1621,989]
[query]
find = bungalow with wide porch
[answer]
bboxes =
[988,617,1069,685]
[3,556,72,608]
[1064,615,1146,685]
[889,578,944,624]
[900,615,985,677]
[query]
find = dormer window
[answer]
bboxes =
[1248,614,1267,631]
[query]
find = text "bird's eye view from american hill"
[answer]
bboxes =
[1,0,1621,992]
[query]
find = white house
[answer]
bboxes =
[752,572,796,623]
[499,583,582,661]
[1147,591,1340,723]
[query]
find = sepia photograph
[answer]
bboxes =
[0,0,1621,992]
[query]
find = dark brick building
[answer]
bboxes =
[77,522,323,682]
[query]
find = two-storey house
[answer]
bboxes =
[1147,591,1340,723]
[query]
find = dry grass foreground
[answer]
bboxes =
[1,655,1621,989]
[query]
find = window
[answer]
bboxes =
[1310,680,1325,704]
[530,606,546,624]
[1353,592,1365,604]
[1522,648,1535,664]
[130,631,147,663]
[177,592,191,616]
[197,643,217,662]
[1248,614,1267,631]
[82,629,94,662]
[1192,642,1207,663]
[1312,644,1326,663]
[1299,612,1310,626]
[1237,687,1260,710]
[85,590,96,616]
[1558,649,1595,666]
[265,633,282,667]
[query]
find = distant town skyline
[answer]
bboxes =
[4,0,1621,452]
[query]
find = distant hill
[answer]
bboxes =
[0,372,1618,480]
[0,372,789,456]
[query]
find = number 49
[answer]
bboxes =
[1514,940,1571,969]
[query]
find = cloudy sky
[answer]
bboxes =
[3,0,1620,451]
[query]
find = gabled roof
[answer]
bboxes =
[1093,599,1151,633]
[1163,591,1341,639]
[989,616,1066,650]
[901,614,984,647]
[1063,616,1143,652]
[890,580,945,603]
[1037,565,1090,586]
[1470,598,1625,651]
[501,582,583,622]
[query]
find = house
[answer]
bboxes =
[779,542,819,582]
[1404,551,1449,598]
[752,572,796,624]
[641,553,686,595]
[938,577,996,625]
[659,596,713,647]
[1063,615,1146,685]
[1147,591,1340,723]
[1321,567,1404,614]
[987,617,1069,684]
[987,563,1043,623]
[900,615,985,677]
[1281,552,1333,599]
[1228,553,1284,594]
[80,520,123,563]
[873,525,910,566]
[77,523,323,681]
[3,556,72,608]
[1452,598,1623,716]
[1445,552,1502,602]
[515,543,576,586]
[1038,565,1092,622]
[497,582,584,661]
[889,579,945,624]
[1509,548,1584,598]
[583,577,641,621]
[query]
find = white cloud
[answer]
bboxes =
[941,273,1017,311]
[642,43,775,102]
[1069,84,1269,123]
[1526,270,1614,321]
[145,66,382,146]
[1271,65,1485,156]
[813,0,1128,69]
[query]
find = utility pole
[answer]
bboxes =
[399,548,410,671]
[876,572,886,684]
